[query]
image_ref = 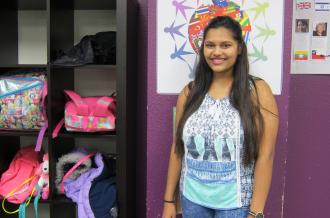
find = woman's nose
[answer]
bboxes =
[213,46,222,55]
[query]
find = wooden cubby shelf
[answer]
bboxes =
[0,0,137,217]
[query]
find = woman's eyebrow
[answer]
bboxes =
[205,40,233,44]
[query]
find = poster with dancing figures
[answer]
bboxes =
[157,0,284,95]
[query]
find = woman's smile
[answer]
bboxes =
[210,57,226,65]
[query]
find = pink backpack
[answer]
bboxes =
[0,146,40,204]
[52,90,116,138]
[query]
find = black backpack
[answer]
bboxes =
[53,31,116,66]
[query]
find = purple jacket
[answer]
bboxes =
[64,152,104,218]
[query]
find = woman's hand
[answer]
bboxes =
[162,203,177,218]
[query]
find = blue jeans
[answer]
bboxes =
[181,194,249,218]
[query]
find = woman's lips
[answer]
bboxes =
[211,58,225,65]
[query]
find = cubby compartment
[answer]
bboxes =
[0,1,47,66]
[49,0,116,67]
[0,136,49,218]
[49,137,117,218]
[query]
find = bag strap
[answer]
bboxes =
[33,183,41,218]
[94,97,116,117]
[18,183,41,218]
[34,80,49,151]
[2,176,37,214]
[18,201,26,218]
[60,152,96,193]
[35,121,48,151]
[52,118,64,139]
[41,80,48,119]
[64,90,89,116]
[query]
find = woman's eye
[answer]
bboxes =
[205,44,214,48]
[221,44,231,48]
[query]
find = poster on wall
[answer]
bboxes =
[291,0,330,74]
[157,0,284,95]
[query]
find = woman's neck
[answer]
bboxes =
[208,73,234,99]
[212,72,233,87]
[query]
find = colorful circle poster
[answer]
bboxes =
[157,0,284,94]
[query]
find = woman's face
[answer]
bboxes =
[203,27,240,76]
[297,21,305,32]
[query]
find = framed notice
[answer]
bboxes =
[291,0,330,74]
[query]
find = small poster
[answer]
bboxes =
[294,50,309,60]
[312,21,327,36]
[291,0,330,74]
[296,0,313,10]
[295,19,309,33]
[315,0,330,11]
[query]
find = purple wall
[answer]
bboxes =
[284,75,330,217]
[146,0,177,214]
[142,1,294,217]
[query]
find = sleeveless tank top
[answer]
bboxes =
[180,93,254,209]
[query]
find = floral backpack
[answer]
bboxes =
[0,74,48,151]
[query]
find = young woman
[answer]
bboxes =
[162,16,279,218]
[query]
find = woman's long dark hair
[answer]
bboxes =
[175,16,264,166]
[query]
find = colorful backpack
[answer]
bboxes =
[52,90,116,138]
[0,75,47,130]
[0,146,40,204]
[0,74,48,151]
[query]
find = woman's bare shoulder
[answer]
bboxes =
[254,79,279,117]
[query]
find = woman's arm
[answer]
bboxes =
[248,80,279,217]
[162,86,189,218]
